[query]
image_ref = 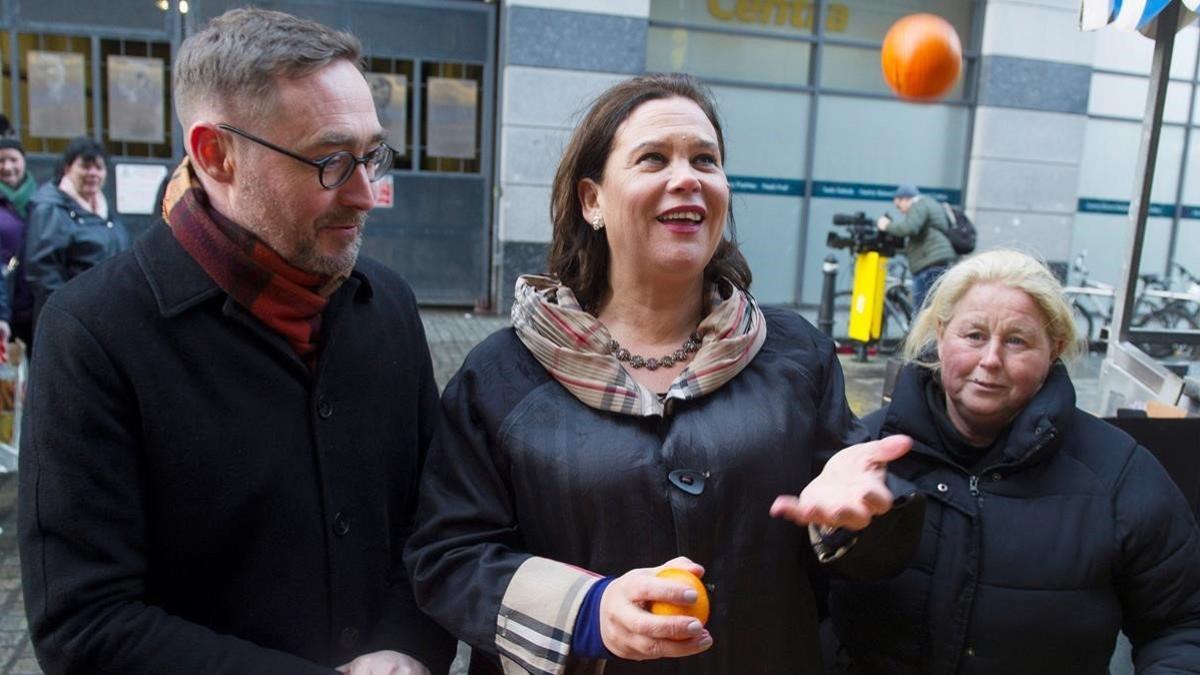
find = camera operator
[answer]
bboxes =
[876,184,956,312]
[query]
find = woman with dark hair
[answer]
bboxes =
[405,73,921,674]
[0,138,33,346]
[25,136,130,322]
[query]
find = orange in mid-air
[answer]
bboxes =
[881,13,962,101]
[648,568,710,626]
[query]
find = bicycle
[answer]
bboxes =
[1066,251,1199,357]
[878,259,913,354]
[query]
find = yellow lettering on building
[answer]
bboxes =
[705,0,849,33]
[707,0,734,21]
[827,4,849,32]
[735,0,761,23]
[791,0,812,29]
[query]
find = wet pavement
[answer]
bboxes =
[0,308,1110,673]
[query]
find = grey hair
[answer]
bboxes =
[173,7,362,127]
[903,248,1085,369]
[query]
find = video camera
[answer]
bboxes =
[826,212,905,257]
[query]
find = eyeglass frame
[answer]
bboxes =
[216,123,395,190]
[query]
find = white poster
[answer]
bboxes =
[426,77,477,160]
[108,56,165,143]
[115,163,168,215]
[367,73,407,152]
[28,51,87,139]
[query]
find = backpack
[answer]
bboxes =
[939,202,976,255]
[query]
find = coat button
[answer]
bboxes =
[332,511,350,536]
[339,626,359,649]
[966,646,976,657]
[936,483,949,493]
[668,469,706,495]
[317,396,333,419]
[991,472,1002,481]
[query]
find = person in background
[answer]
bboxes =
[876,184,956,313]
[24,136,130,324]
[0,138,37,347]
[18,8,454,674]
[405,73,922,675]
[826,249,1200,673]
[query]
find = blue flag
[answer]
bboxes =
[1081,0,1200,35]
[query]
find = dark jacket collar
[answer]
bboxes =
[134,222,373,319]
[884,361,1076,470]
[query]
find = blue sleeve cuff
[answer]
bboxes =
[570,576,615,660]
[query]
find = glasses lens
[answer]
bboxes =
[367,145,394,182]
[321,152,355,189]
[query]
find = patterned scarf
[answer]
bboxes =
[162,158,341,370]
[512,274,768,417]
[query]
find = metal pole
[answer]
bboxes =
[793,0,825,307]
[1164,28,1200,274]
[817,255,837,336]
[1110,1,1178,345]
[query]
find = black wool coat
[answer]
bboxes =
[19,223,455,674]
[829,363,1200,674]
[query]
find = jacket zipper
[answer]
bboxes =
[968,474,979,497]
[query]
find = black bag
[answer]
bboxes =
[940,202,976,255]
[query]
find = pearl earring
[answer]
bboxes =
[592,215,604,231]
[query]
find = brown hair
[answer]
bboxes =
[547,73,751,310]
[173,8,362,127]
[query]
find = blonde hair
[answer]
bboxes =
[903,249,1084,368]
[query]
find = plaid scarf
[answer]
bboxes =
[512,274,767,417]
[163,158,340,370]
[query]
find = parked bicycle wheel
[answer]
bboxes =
[878,285,913,354]
[1133,307,1199,359]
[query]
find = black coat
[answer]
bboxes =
[406,308,918,674]
[829,363,1200,674]
[18,223,455,674]
[24,182,131,322]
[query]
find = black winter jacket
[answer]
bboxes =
[19,224,455,674]
[24,182,130,321]
[829,362,1200,674]
[407,308,920,675]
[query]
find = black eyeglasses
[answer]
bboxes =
[217,123,394,190]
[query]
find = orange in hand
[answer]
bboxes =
[648,568,710,626]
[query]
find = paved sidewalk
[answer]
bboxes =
[0,308,1106,673]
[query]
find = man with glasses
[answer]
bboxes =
[19,8,453,675]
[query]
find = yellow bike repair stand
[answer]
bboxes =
[847,250,888,345]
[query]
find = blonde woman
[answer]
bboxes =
[826,249,1200,673]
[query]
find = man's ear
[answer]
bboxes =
[188,123,235,183]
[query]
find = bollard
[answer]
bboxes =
[817,255,838,337]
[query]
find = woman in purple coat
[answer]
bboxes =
[0,138,31,345]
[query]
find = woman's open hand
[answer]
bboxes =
[599,556,714,660]
[770,435,913,531]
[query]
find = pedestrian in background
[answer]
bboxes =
[24,137,130,325]
[876,184,956,313]
[0,138,38,347]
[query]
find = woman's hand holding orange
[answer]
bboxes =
[599,556,714,660]
[770,435,913,531]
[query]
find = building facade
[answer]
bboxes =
[7,0,1200,311]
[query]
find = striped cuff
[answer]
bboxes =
[497,557,602,675]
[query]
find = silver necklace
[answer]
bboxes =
[607,332,701,371]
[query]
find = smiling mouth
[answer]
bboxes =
[657,207,706,227]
